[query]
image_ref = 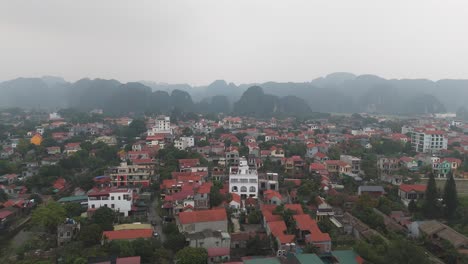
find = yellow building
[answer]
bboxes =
[30,134,43,146]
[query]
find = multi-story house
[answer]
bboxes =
[377,157,400,175]
[340,155,361,175]
[147,116,172,136]
[106,162,153,187]
[229,158,258,199]
[64,142,81,155]
[306,143,318,158]
[87,188,133,217]
[324,160,351,175]
[411,129,448,153]
[57,218,80,246]
[283,156,305,175]
[225,149,240,167]
[259,172,279,192]
[174,136,195,150]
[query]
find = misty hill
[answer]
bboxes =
[0,73,466,114]
[0,77,69,109]
[233,86,311,117]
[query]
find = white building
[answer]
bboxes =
[174,136,195,150]
[411,130,448,154]
[229,157,258,199]
[147,116,172,136]
[87,188,133,217]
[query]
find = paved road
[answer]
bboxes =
[148,198,165,242]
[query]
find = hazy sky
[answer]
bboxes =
[1,0,468,85]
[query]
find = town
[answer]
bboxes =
[0,108,467,264]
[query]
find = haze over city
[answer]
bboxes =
[1,0,468,84]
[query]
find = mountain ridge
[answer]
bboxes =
[0,73,466,114]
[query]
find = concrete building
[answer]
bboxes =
[411,130,448,154]
[106,162,153,188]
[174,136,195,150]
[229,157,258,199]
[87,188,133,216]
[57,218,80,246]
[186,229,231,249]
[147,116,172,135]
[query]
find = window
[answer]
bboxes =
[249,186,256,192]
[111,196,114,200]
[111,204,115,208]
[91,204,95,209]
[232,186,238,192]
[240,186,247,192]
[104,204,108,207]
[66,231,70,237]
[60,232,63,237]
[118,196,121,200]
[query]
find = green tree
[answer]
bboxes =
[247,210,261,224]
[328,145,341,160]
[163,234,187,253]
[210,185,224,207]
[108,240,135,257]
[408,199,418,214]
[132,238,155,263]
[443,172,458,220]
[31,201,66,233]
[78,223,102,246]
[423,172,440,219]
[0,189,8,202]
[92,207,115,231]
[175,247,207,264]
[64,203,83,218]
[182,127,193,136]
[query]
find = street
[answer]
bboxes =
[148,197,166,242]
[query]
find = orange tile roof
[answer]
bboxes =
[103,229,153,241]
[293,214,331,243]
[178,208,227,224]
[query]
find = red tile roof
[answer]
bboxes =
[178,208,227,224]
[268,221,295,244]
[293,214,331,243]
[264,190,282,201]
[178,159,200,168]
[399,184,427,193]
[207,247,230,257]
[116,256,141,264]
[103,229,153,241]
[310,163,326,171]
[0,210,13,219]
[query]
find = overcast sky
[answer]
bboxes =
[1,0,468,85]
